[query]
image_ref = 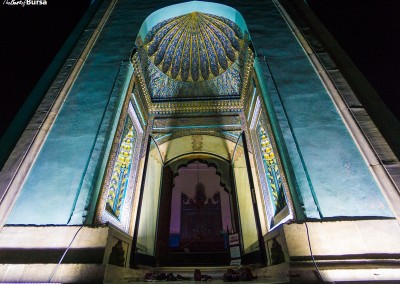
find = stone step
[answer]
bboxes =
[152,266,245,280]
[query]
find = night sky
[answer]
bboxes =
[0,0,399,138]
[307,0,400,121]
[0,0,91,137]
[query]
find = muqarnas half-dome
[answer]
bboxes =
[143,12,244,83]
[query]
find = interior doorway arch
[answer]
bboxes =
[127,0,277,268]
[133,134,266,267]
[157,157,236,266]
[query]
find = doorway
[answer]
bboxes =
[164,160,233,266]
[132,135,264,267]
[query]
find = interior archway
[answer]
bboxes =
[159,158,235,266]
[130,0,270,268]
[134,134,266,266]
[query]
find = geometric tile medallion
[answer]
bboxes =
[144,12,244,82]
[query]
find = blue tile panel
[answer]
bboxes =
[6,0,393,225]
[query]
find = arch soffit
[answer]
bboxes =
[170,158,232,193]
[154,134,237,164]
[137,1,249,42]
[133,1,254,102]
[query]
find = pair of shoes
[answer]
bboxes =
[194,269,213,281]
[223,269,240,282]
[223,268,256,282]
[156,273,167,281]
[177,274,189,281]
[194,269,202,281]
[201,274,213,281]
[239,268,257,281]
[146,272,187,282]
[144,272,157,282]
[167,273,177,281]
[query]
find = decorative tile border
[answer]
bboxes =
[96,86,144,233]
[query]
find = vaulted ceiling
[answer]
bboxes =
[135,11,251,102]
[144,12,243,82]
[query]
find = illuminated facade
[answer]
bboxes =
[0,0,400,282]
